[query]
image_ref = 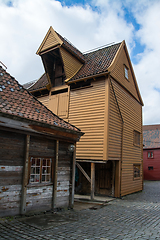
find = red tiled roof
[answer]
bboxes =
[143,125,160,149]
[0,66,81,133]
[26,73,48,91]
[26,42,121,92]
[69,42,121,81]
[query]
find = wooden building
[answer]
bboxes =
[143,125,160,180]
[0,66,83,217]
[25,26,144,198]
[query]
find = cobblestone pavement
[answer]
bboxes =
[0,181,160,240]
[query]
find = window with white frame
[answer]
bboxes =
[124,65,129,80]
[29,157,52,184]
[148,151,154,158]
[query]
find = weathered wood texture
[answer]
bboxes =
[29,136,55,157]
[111,78,143,196]
[26,185,53,212]
[0,130,25,216]
[56,141,72,208]
[69,79,105,160]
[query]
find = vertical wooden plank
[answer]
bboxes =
[91,162,95,200]
[20,134,30,214]
[70,143,76,208]
[114,161,121,197]
[52,140,59,209]
[112,161,115,196]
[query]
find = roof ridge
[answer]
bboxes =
[83,42,122,55]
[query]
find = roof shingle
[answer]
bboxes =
[0,66,81,133]
[143,125,160,149]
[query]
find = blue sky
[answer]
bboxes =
[0,0,160,125]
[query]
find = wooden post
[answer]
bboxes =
[52,140,59,209]
[21,134,30,215]
[70,143,76,208]
[91,162,95,200]
[112,161,115,197]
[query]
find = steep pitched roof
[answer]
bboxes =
[69,42,121,81]
[143,125,160,149]
[26,41,121,91]
[24,73,48,92]
[0,66,81,133]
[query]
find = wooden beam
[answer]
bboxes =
[112,161,115,197]
[70,143,76,208]
[52,140,59,209]
[76,162,91,183]
[20,134,30,214]
[91,162,95,200]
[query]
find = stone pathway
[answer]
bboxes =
[0,181,160,239]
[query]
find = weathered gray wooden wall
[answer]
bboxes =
[0,130,25,216]
[0,129,75,216]
[56,141,72,208]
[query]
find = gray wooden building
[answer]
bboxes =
[0,66,83,217]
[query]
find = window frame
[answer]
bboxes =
[28,157,53,185]
[148,166,153,170]
[124,65,129,80]
[133,164,141,180]
[147,151,154,159]
[133,130,141,147]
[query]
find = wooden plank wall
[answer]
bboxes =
[69,79,105,160]
[111,78,143,196]
[0,130,25,216]
[26,136,56,213]
[56,141,72,208]
[111,46,140,102]
[38,95,49,109]
[108,80,123,160]
[60,47,83,80]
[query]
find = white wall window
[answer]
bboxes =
[29,157,52,184]
[124,65,129,80]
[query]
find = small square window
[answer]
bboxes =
[124,65,129,80]
[29,157,52,184]
[133,130,140,147]
[148,151,154,158]
[148,166,153,170]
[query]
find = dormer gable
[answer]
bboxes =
[36,27,84,87]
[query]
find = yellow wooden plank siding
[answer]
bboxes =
[108,80,123,160]
[69,80,105,160]
[60,47,83,80]
[41,31,60,52]
[111,78,142,196]
[38,95,49,109]
[110,46,140,103]
[48,92,69,120]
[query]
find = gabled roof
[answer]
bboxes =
[36,26,84,63]
[143,125,160,149]
[0,66,82,134]
[26,41,121,91]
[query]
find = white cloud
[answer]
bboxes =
[132,0,160,124]
[0,0,160,125]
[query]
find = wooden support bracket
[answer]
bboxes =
[76,162,91,183]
